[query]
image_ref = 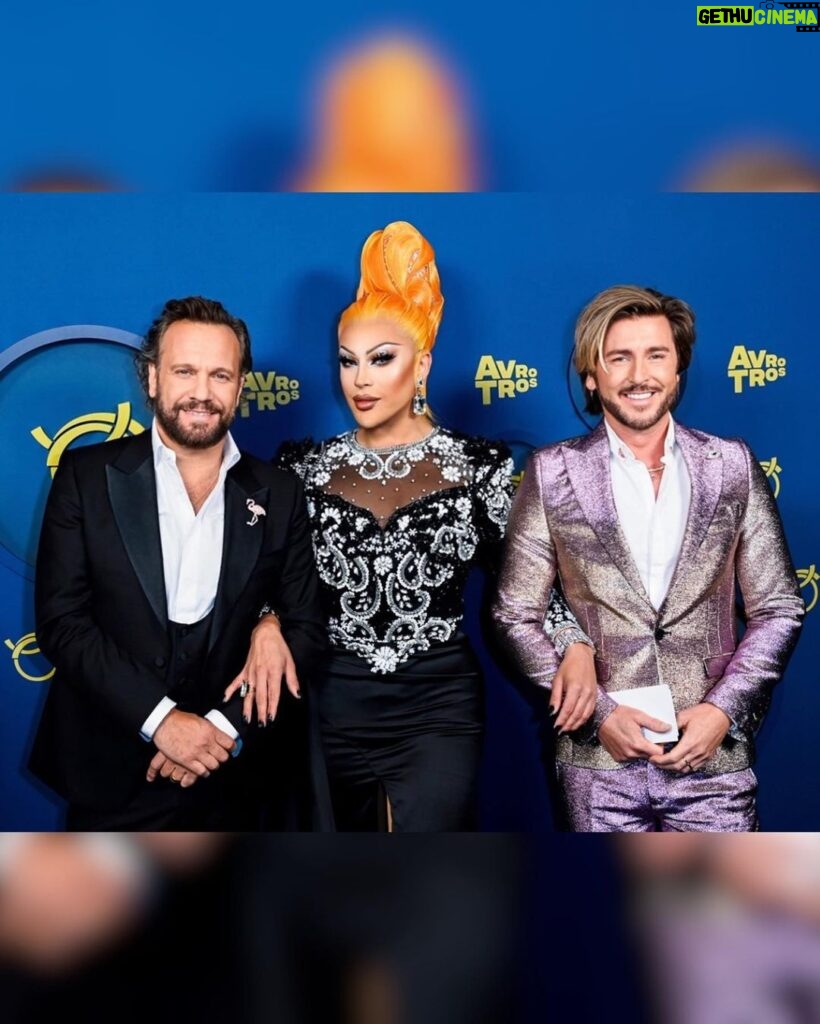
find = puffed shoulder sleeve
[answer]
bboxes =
[473,439,515,566]
[272,438,317,481]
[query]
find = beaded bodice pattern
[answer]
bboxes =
[276,428,576,673]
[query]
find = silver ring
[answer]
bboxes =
[683,759,693,772]
[239,680,249,698]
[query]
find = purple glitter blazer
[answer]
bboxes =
[492,421,804,773]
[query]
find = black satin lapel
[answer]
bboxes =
[208,476,268,652]
[106,459,167,628]
[563,438,653,608]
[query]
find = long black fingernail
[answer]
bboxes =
[549,706,557,716]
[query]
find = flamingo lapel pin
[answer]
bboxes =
[245,498,267,526]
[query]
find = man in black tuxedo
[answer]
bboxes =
[29,296,326,829]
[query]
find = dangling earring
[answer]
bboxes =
[413,378,428,416]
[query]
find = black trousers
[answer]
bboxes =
[65,770,234,830]
[317,637,484,832]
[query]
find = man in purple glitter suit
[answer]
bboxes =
[493,285,804,831]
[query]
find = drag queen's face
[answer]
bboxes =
[338,318,431,441]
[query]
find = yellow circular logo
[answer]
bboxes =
[797,565,819,614]
[759,457,782,499]
[4,633,55,682]
[32,401,145,478]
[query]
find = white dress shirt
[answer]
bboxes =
[140,421,241,744]
[605,416,691,610]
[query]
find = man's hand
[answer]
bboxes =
[550,642,598,732]
[223,613,300,724]
[145,751,199,787]
[598,704,670,762]
[152,709,235,777]
[651,703,731,773]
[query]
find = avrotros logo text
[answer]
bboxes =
[727,345,787,393]
[240,369,300,415]
[474,356,538,405]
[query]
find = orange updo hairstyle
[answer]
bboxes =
[338,221,444,353]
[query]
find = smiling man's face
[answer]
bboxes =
[586,314,680,434]
[148,320,244,451]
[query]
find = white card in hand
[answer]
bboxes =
[609,684,679,743]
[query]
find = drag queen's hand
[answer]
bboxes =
[550,642,597,732]
[224,614,301,724]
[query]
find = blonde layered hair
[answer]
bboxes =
[574,285,696,415]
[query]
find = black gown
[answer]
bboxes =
[276,427,579,831]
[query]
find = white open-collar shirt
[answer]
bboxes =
[153,420,241,624]
[605,415,691,611]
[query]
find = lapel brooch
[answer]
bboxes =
[246,498,267,526]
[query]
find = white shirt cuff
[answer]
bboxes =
[205,709,242,757]
[140,696,177,742]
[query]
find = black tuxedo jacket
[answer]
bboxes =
[29,430,326,813]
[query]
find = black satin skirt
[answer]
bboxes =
[316,635,484,832]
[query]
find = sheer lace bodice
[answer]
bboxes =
[319,429,472,528]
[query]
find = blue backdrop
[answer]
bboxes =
[3,2,818,191]
[1,193,816,828]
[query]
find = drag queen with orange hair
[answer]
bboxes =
[241,222,596,831]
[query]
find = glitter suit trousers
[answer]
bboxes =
[557,761,759,832]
